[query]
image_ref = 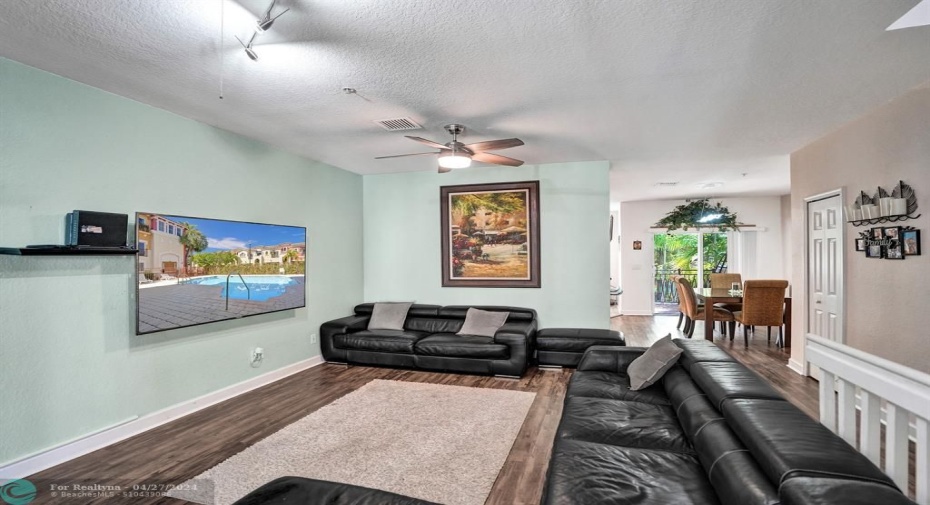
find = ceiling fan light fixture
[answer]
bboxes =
[438,153,472,169]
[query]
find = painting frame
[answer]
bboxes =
[440,180,541,288]
[903,229,921,256]
[883,226,904,260]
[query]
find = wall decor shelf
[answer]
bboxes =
[846,180,919,227]
[847,214,921,226]
[0,247,138,256]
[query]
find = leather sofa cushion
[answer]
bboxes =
[333,330,428,354]
[542,439,720,505]
[691,362,783,409]
[567,370,670,406]
[232,476,439,505]
[536,328,624,351]
[692,419,780,505]
[404,318,463,334]
[414,334,509,359]
[672,339,736,372]
[779,476,917,505]
[438,305,536,322]
[558,396,693,454]
[722,399,898,489]
[355,303,441,318]
[663,366,723,440]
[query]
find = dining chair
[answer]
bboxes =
[709,273,742,332]
[733,280,789,346]
[709,273,742,290]
[676,277,735,338]
[670,275,686,329]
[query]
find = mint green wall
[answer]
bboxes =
[363,162,611,328]
[0,59,363,465]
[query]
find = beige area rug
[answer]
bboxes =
[169,379,536,505]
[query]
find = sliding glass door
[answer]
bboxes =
[653,232,729,314]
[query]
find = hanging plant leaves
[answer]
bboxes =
[653,199,740,232]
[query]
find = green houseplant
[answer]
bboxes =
[654,199,740,232]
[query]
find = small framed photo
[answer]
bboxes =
[903,229,921,256]
[866,244,884,258]
[884,226,904,260]
[871,227,884,240]
[855,238,867,251]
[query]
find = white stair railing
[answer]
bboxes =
[806,334,930,504]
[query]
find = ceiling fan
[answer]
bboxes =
[376,124,525,173]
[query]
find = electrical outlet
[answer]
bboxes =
[250,347,264,367]
[310,333,318,344]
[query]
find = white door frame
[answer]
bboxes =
[802,188,847,376]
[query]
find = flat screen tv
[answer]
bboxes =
[135,212,307,335]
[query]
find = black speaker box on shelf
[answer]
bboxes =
[65,210,129,248]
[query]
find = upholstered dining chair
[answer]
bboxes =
[671,276,707,333]
[676,277,735,338]
[709,272,743,332]
[733,280,789,346]
[709,273,742,290]
[670,275,686,329]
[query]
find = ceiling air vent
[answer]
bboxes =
[654,182,679,187]
[374,117,423,131]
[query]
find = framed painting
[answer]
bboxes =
[440,181,541,288]
[903,229,921,256]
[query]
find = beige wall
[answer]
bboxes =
[780,194,792,280]
[790,86,930,373]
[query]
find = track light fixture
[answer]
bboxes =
[235,33,259,61]
[256,0,290,32]
[238,0,290,61]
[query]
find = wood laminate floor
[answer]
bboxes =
[26,315,818,504]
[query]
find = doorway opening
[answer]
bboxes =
[653,232,729,314]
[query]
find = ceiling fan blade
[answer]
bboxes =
[438,166,452,174]
[463,138,524,152]
[472,152,524,167]
[405,136,448,150]
[374,152,436,159]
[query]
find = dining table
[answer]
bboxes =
[694,287,792,348]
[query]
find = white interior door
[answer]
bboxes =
[807,195,844,343]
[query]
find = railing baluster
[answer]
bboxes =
[918,416,929,504]
[819,370,836,431]
[836,379,857,446]
[807,335,930,504]
[859,390,882,467]
[886,402,910,492]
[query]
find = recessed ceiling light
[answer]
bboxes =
[699,182,724,189]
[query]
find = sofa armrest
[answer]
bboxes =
[577,345,645,373]
[320,314,370,362]
[494,320,537,346]
[320,314,369,341]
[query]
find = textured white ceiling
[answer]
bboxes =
[0,0,928,202]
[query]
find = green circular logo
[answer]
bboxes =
[0,480,36,505]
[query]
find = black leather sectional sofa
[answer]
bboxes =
[320,303,537,377]
[234,336,915,505]
[542,339,917,505]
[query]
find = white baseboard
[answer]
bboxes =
[0,356,324,480]
[619,310,654,316]
[787,358,807,376]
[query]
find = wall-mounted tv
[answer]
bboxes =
[135,212,307,335]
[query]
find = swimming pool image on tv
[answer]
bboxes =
[184,275,298,302]
[135,212,307,335]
